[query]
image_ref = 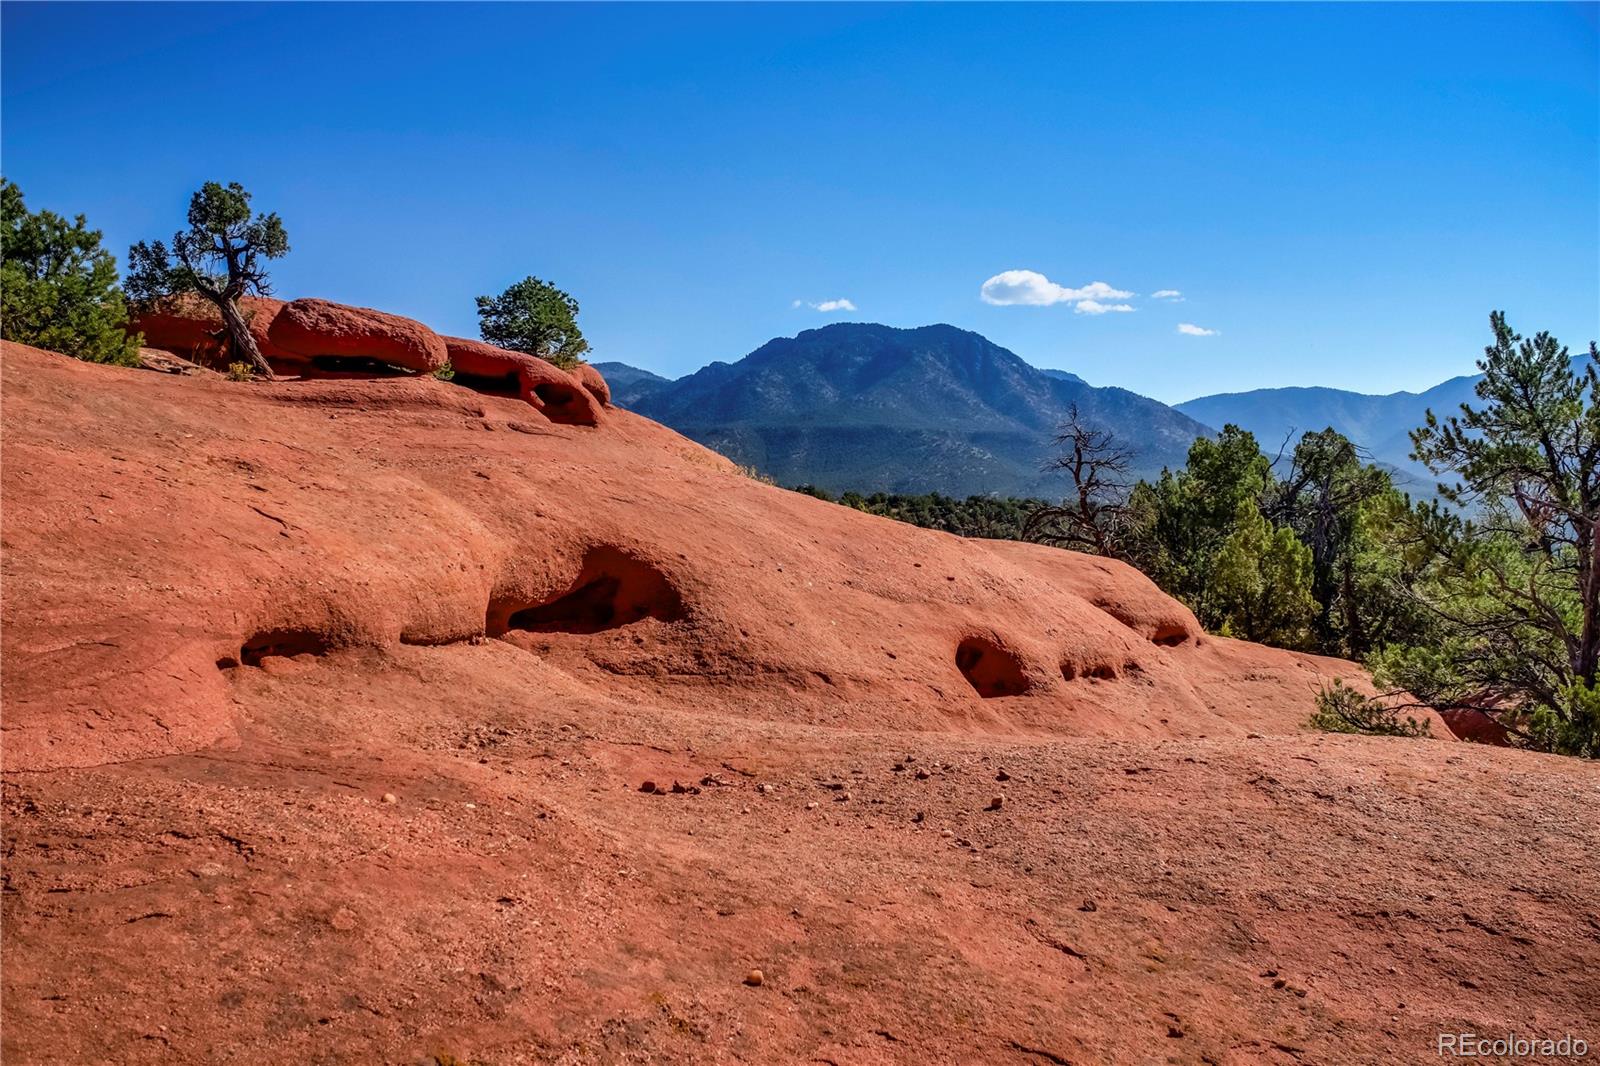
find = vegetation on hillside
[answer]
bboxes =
[126,181,289,379]
[476,276,589,369]
[1364,315,1600,756]
[803,314,1598,757]
[0,178,142,365]
[795,485,1049,540]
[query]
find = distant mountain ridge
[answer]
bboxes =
[591,361,670,403]
[607,322,1211,496]
[600,328,1590,496]
[1175,354,1593,484]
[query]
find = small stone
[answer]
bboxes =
[995,769,1010,782]
[806,801,819,810]
[987,795,1005,811]
[1167,1025,1185,1039]
[381,793,397,804]
[1247,732,1264,740]
[835,791,851,802]
[1079,900,1098,912]
[464,802,476,810]
[912,811,925,824]
[758,783,775,794]
[744,969,764,987]
[940,829,955,838]
[639,780,657,794]
[915,769,931,780]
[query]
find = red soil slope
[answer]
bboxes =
[2,340,1595,1064]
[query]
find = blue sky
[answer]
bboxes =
[3,2,1595,403]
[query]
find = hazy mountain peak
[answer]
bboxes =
[617,321,1212,494]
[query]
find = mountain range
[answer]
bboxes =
[1175,376,1483,485]
[601,324,1589,496]
[1175,353,1593,486]
[601,323,1210,496]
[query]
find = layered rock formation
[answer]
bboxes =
[268,298,450,373]
[0,337,1390,771]
[3,336,1594,1065]
[443,335,602,426]
[129,296,608,422]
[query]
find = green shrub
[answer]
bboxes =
[1,178,141,364]
[1309,679,1431,738]
[476,275,589,369]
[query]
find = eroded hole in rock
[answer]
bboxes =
[955,636,1030,698]
[231,629,331,668]
[453,370,523,399]
[531,382,594,426]
[488,547,684,636]
[1150,626,1189,647]
[1062,661,1119,682]
[304,355,417,378]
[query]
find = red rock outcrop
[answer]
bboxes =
[573,361,612,406]
[2,338,1409,771]
[268,297,448,373]
[4,338,1593,1066]
[443,335,602,426]
[129,293,299,367]
[130,297,612,425]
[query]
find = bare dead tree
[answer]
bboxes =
[1022,404,1135,557]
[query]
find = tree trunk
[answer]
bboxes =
[215,296,275,380]
[1575,517,1599,689]
[1341,556,1362,656]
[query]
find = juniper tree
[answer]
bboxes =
[126,181,288,378]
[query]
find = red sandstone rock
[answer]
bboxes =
[573,362,612,406]
[0,334,1444,769]
[443,336,601,426]
[269,297,448,373]
[4,338,1591,1066]
[129,293,297,366]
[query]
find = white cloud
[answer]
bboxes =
[979,270,1135,314]
[1151,289,1183,301]
[1074,299,1135,315]
[1177,322,1219,336]
[795,298,857,312]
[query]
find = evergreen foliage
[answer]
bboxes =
[1,178,141,365]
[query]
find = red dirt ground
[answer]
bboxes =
[3,340,1596,1064]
